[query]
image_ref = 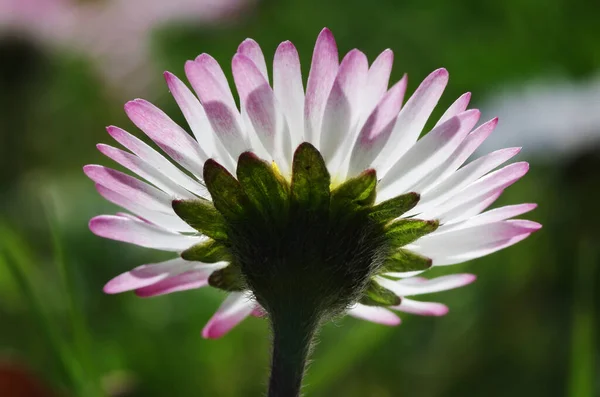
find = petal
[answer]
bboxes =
[237,38,269,81]
[412,118,499,194]
[320,49,369,166]
[438,203,538,232]
[408,220,541,266]
[348,76,407,177]
[202,292,256,339]
[95,184,195,233]
[273,41,305,149]
[304,28,339,146]
[434,92,471,127]
[378,109,481,201]
[84,165,172,212]
[415,161,529,219]
[360,49,394,122]
[185,59,249,159]
[391,298,449,316]
[420,233,533,266]
[104,257,193,294]
[347,304,401,326]
[163,72,234,169]
[433,190,503,225]
[189,53,237,110]
[106,126,207,197]
[379,273,476,296]
[89,215,204,251]
[97,144,195,199]
[232,53,291,170]
[372,68,449,175]
[124,99,207,177]
[135,267,223,297]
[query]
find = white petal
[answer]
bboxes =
[408,220,541,266]
[411,118,498,194]
[103,257,220,294]
[97,144,195,199]
[438,203,538,232]
[273,41,305,149]
[347,304,401,325]
[415,161,529,219]
[237,38,269,81]
[320,49,369,168]
[135,264,226,298]
[378,109,481,201]
[84,165,173,212]
[163,72,235,169]
[433,190,503,225]
[372,68,449,175]
[434,92,471,127]
[304,28,339,146]
[185,57,249,159]
[124,99,207,177]
[89,215,203,251]
[359,49,394,123]
[379,273,476,296]
[106,126,207,197]
[391,298,449,316]
[202,292,256,339]
[95,184,195,233]
[232,53,292,173]
[348,77,407,177]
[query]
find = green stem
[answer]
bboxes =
[268,312,319,397]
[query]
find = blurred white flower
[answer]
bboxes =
[479,74,600,161]
[0,0,253,94]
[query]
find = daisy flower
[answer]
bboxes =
[85,28,540,396]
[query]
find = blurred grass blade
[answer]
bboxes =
[567,239,596,397]
[0,232,81,391]
[45,200,105,397]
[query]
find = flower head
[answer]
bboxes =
[86,28,540,339]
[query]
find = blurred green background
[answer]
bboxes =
[1,0,599,396]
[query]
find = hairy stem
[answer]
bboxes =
[268,311,319,397]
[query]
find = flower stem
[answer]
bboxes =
[268,312,319,397]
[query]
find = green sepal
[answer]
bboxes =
[208,265,245,292]
[359,279,401,306]
[172,199,227,241]
[290,142,331,212]
[203,159,247,221]
[331,169,377,208]
[181,239,231,263]
[368,192,420,223]
[386,218,439,247]
[381,248,432,273]
[236,152,289,219]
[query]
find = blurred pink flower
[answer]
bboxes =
[0,0,253,93]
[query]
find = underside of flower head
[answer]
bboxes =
[172,142,439,323]
[85,27,541,339]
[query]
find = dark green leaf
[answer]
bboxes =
[290,142,330,212]
[359,279,401,306]
[172,199,227,240]
[203,159,247,221]
[381,248,432,273]
[208,265,245,292]
[181,239,231,263]
[236,152,289,218]
[386,218,439,247]
[368,192,420,223]
[331,169,377,208]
